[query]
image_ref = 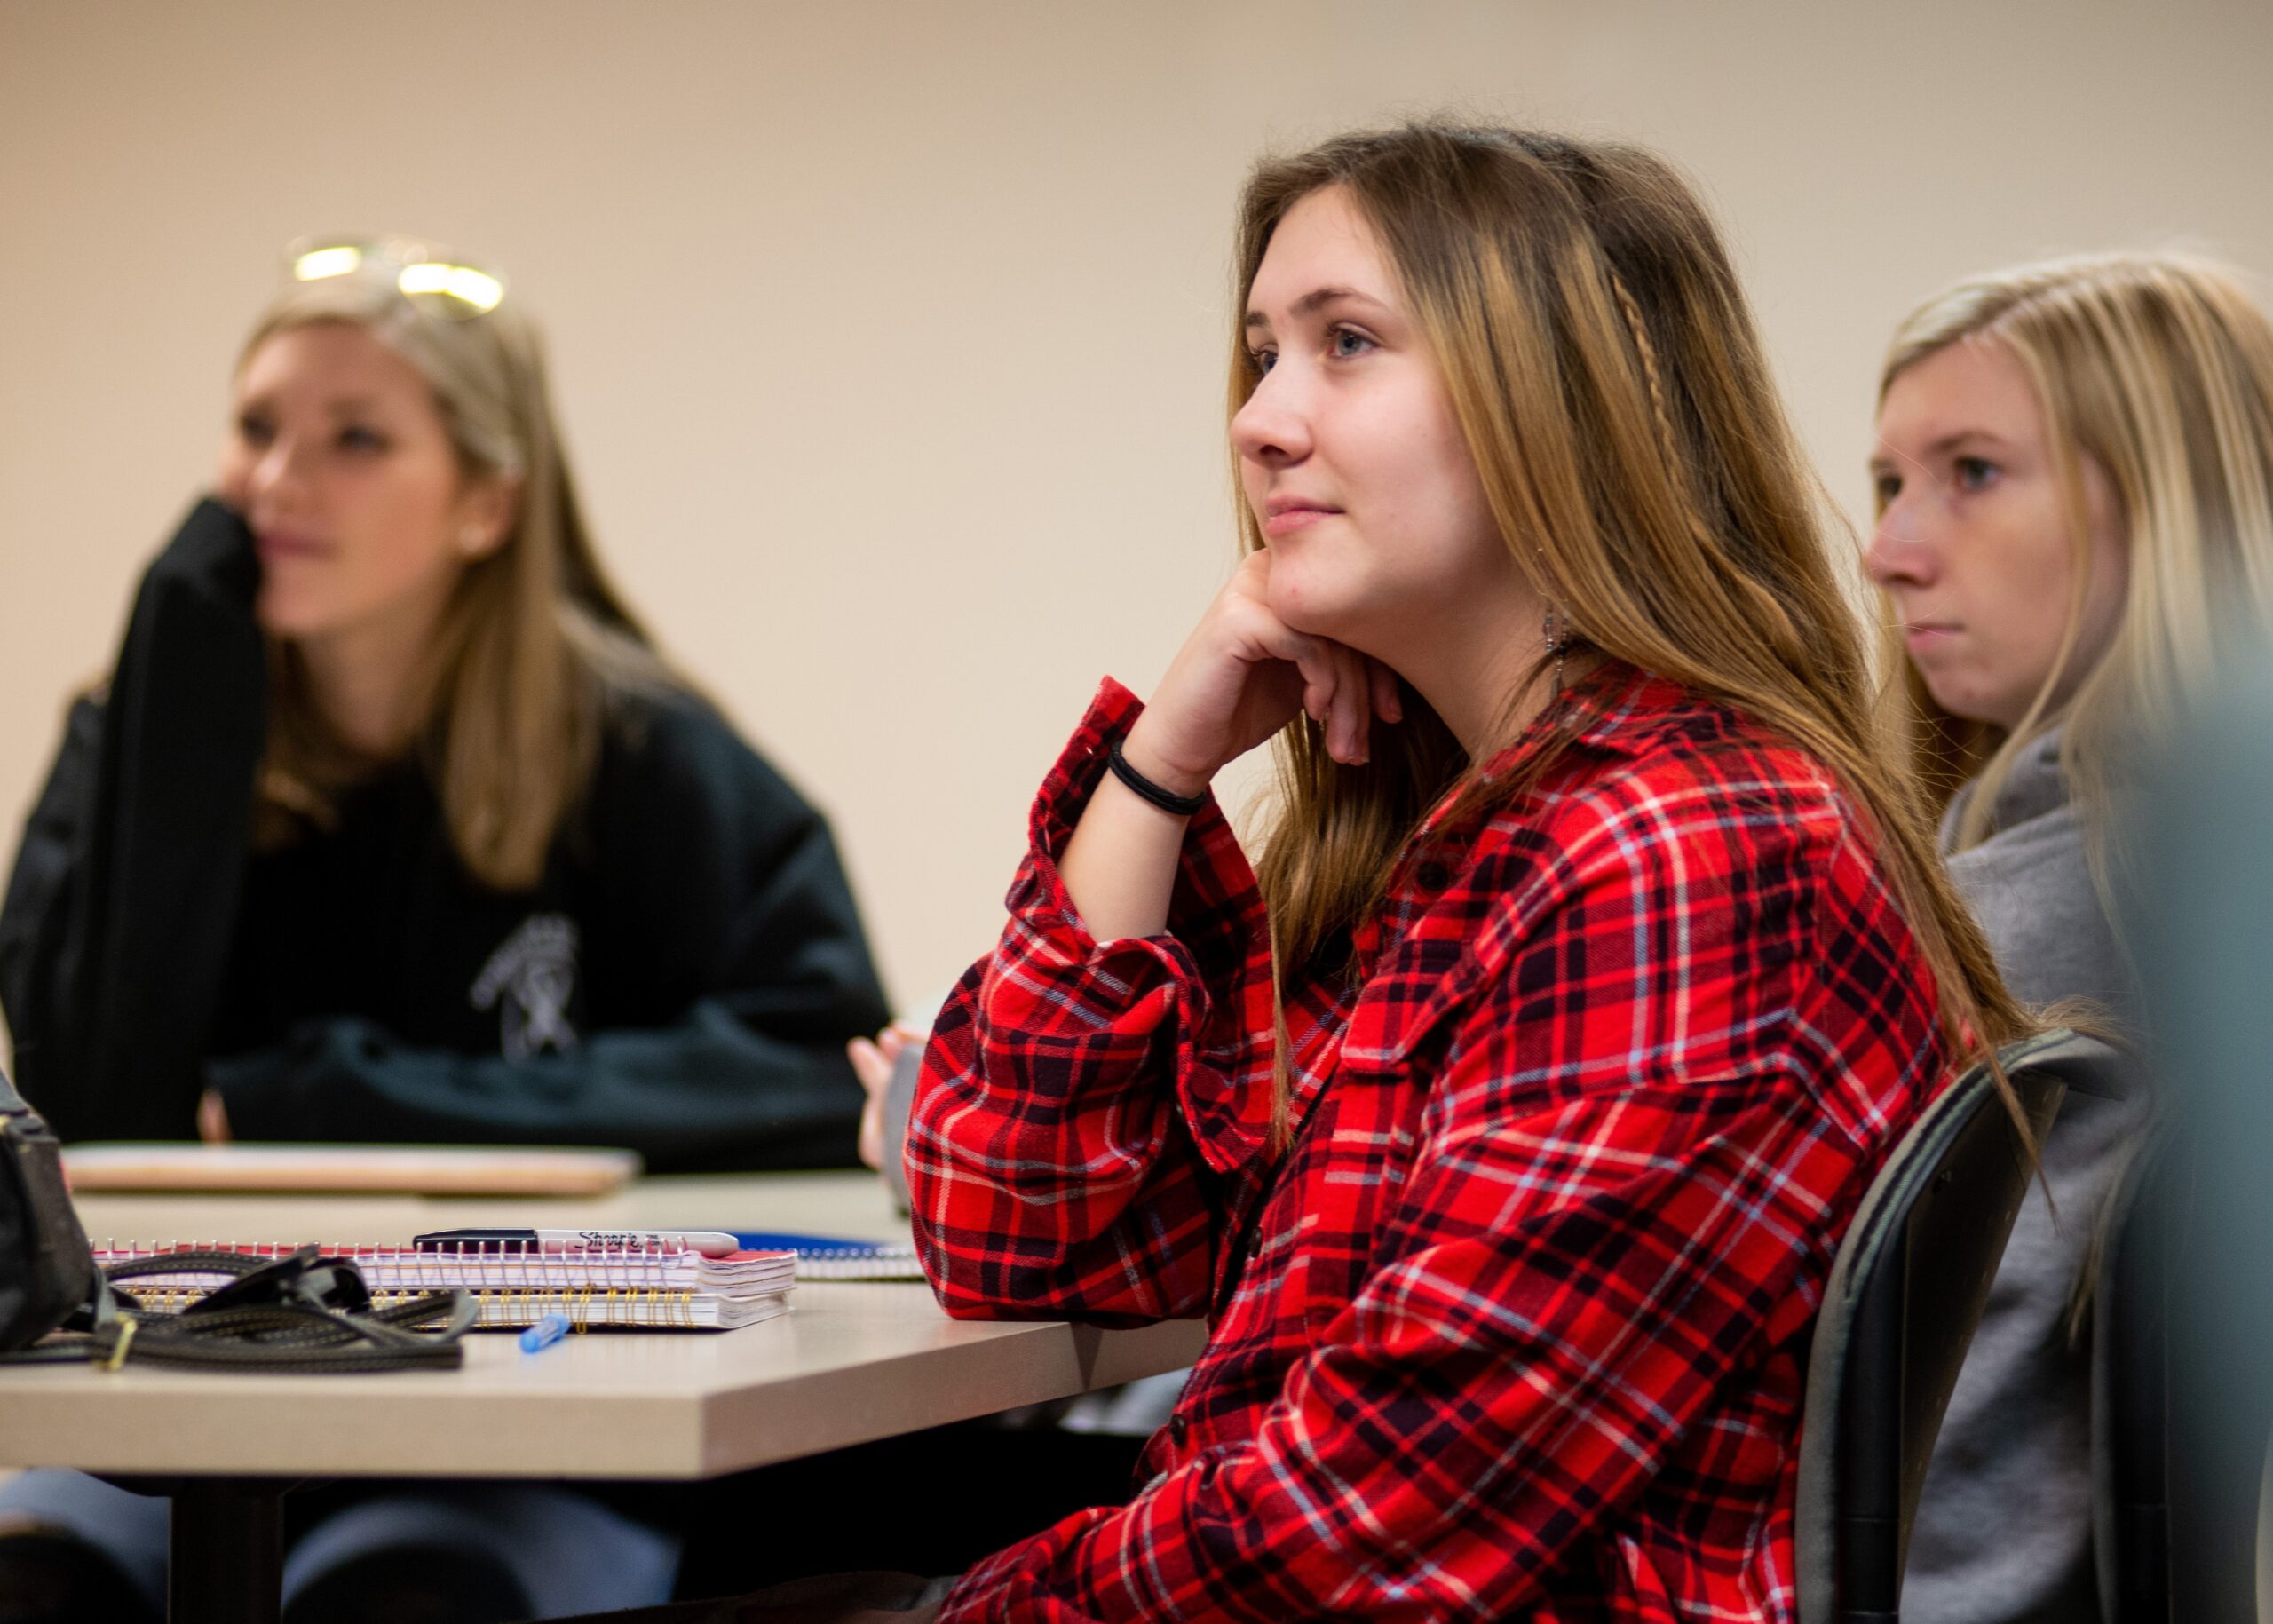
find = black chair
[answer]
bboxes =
[2090,1130,2171,1624]
[1794,1028,2125,1624]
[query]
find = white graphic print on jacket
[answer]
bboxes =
[471,915,581,1058]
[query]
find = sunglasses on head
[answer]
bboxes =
[286,235,507,319]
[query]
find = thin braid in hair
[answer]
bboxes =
[1608,270,1679,464]
[1608,266,1731,563]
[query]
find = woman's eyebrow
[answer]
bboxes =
[1923,427,2014,456]
[236,392,384,416]
[1869,427,2015,471]
[1242,285,1390,330]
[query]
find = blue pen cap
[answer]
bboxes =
[519,1313,570,1352]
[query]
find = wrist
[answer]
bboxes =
[1118,721,1213,801]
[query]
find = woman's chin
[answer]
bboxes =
[1264,579,1361,645]
[1922,685,2016,733]
[253,591,336,642]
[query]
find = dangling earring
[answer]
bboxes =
[1534,544,1567,694]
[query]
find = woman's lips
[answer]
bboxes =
[1902,622,1960,653]
[254,530,330,563]
[1262,504,1340,538]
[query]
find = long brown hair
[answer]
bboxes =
[241,261,675,891]
[1878,254,2273,907]
[1232,124,2031,1133]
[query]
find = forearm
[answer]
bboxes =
[3,502,264,1140]
[908,681,1279,1319]
[0,701,101,1122]
[1056,722,1205,943]
[208,1005,877,1172]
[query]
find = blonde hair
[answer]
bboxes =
[241,259,676,891]
[1232,123,2032,1137]
[1879,254,2273,901]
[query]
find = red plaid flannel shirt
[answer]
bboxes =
[911,665,1948,1622]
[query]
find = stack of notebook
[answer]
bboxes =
[92,1240,796,1331]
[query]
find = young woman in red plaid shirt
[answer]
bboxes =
[707,123,2036,1624]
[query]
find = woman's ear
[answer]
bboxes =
[455,473,524,559]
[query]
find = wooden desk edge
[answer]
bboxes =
[0,1317,1208,1481]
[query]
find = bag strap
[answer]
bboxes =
[0,1248,475,1374]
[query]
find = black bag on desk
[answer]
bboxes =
[0,1067,96,1350]
[0,1066,471,1371]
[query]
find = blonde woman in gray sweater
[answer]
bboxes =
[1865,255,2273,1623]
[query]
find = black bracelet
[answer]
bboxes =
[1107,736,1208,817]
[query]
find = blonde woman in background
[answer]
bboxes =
[0,240,889,1622]
[1,239,887,1168]
[1867,253,2273,1621]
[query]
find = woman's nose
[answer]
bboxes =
[246,436,312,506]
[1864,495,1936,589]
[1231,368,1312,468]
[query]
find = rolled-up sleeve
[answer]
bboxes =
[908,679,1278,1325]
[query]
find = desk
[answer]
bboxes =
[0,1172,1206,1621]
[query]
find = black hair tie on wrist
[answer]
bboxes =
[1107,736,1208,817]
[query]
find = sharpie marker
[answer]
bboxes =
[411,1227,740,1256]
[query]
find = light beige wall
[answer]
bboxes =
[3,0,2269,1016]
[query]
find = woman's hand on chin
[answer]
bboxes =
[1123,550,1401,796]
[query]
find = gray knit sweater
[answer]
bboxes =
[1901,731,2146,1624]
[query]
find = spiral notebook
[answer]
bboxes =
[93,1240,796,1331]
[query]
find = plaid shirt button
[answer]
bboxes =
[1414,859,1453,891]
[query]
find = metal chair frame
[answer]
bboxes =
[1794,1028,2125,1624]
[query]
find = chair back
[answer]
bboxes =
[1794,1028,2124,1624]
[2091,1131,2170,1624]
